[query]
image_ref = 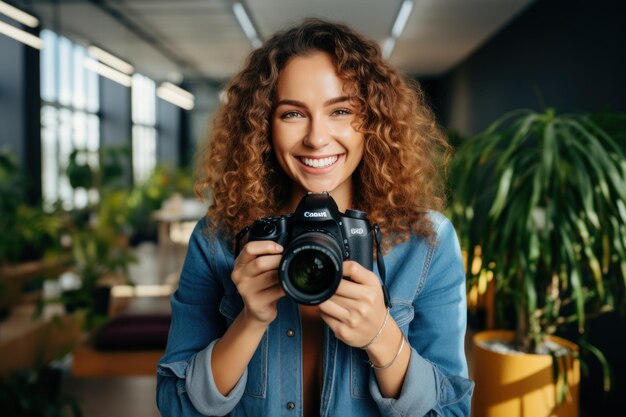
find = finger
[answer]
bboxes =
[319,313,352,343]
[342,260,379,285]
[325,292,382,328]
[243,284,285,322]
[334,276,383,308]
[237,241,283,264]
[318,298,350,321]
[333,278,369,300]
[232,253,282,285]
[246,254,283,277]
[239,270,280,293]
[326,292,364,311]
[257,283,286,304]
[319,312,342,332]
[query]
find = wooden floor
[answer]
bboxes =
[63,374,161,417]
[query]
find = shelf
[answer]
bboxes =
[0,256,71,282]
[0,304,83,375]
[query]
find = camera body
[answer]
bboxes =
[244,192,373,305]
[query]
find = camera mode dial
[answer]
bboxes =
[345,209,368,219]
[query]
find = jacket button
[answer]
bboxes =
[287,402,296,410]
[286,329,295,337]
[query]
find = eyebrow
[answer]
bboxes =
[275,96,350,108]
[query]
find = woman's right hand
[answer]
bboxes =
[210,241,286,396]
[231,241,286,326]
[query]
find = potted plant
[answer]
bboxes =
[126,163,194,245]
[61,224,136,330]
[0,150,70,319]
[449,108,626,417]
[58,145,139,331]
[0,150,67,265]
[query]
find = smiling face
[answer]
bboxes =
[271,51,365,212]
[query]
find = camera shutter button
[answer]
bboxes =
[345,209,367,219]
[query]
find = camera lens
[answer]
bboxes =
[279,232,343,305]
[288,249,335,295]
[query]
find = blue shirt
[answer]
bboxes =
[157,212,473,417]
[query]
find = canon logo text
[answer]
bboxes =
[304,211,328,218]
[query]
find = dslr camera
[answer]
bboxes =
[237,192,374,305]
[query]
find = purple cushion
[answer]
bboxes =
[94,314,171,350]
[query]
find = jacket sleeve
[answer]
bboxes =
[156,220,246,416]
[369,217,474,417]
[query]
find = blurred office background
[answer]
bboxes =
[1,1,625,416]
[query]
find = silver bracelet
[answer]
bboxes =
[368,335,406,370]
[359,307,391,350]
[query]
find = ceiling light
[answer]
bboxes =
[233,2,261,49]
[382,37,396,60]
[382,0,414,59]
[84,58,132,87]
[157,82,194,110]
[87,45,134,75]
[0,1,39,28]
[0,20,41,49]
[390,0,414,38]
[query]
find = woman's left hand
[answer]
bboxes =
[319,260,389,348]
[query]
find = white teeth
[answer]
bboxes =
[301,155,338,168]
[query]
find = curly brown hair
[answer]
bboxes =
[195,18,450,250]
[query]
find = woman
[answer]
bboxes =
[157,18,473,417]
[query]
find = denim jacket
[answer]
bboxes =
[157,212,474,417]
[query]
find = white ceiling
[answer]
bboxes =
[25,0,535,83]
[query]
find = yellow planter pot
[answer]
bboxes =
[472,330,580,417]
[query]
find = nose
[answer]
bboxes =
[303,116,330,149]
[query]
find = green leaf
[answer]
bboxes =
[559,223,585,332]
[579,338,612,392]
[448,108,626,359]
[489,166,514,219]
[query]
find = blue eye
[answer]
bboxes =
[332,108,352,116]
[281,111,303,119]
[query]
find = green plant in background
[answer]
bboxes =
[66,145,131,192]
[127,163,195,243]
[61,227,136,330]
[590,111,626,152]
[65,150,94,191]
[0,367,82,417]
[68,146,196,240]
[70,229,136,292]
[449,108,626,378]
[0,150,66,265]
[61,146,137,329]
[67,145,196,244]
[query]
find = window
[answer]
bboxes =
[40,29,99,210]
[131,73,156,184]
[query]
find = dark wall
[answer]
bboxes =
[0,16,41,202]
[99,77,132,184]
[100,77,132,148]
[432,0,626,136]
[0,27,25,160]
[156,98,180,166]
